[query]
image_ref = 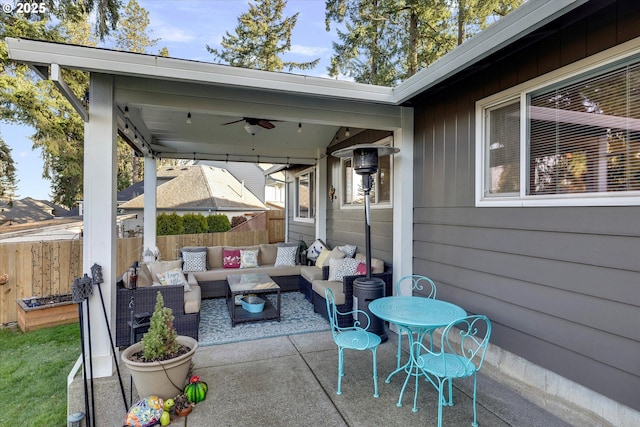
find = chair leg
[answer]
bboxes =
[371,348,379,398]
[447,377,454,406]
[471,373,478,427]
[437,378,445,427]
[397,332,403,369]
[337,347,344,395]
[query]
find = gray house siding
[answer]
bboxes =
[412,0,640,411]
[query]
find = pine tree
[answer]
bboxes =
[207,0,319,72]
[0,136,18,202]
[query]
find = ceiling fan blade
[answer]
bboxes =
[221,118,245,126]
[258,119,275,129]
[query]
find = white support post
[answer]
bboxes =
[315,153,327,242]
[83,73,116,378]
[143,156,157,259]
[393,107,414,294]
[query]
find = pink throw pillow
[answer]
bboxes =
[355,262,367,276]
[223,249,241,268]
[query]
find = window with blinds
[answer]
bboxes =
[477,48,640,206]
[529,64,640,196]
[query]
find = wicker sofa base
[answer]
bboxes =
[115,284,200,348]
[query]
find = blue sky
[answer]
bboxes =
[3,0,337,201]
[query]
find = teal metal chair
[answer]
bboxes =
[394,275,437,368]
[324,288,381,397]
[412,315,492,427]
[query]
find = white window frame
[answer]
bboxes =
[476,38,640,207]
[294,167,315,222]
[340,136,395,210]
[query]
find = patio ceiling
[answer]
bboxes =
[6,37,404,166]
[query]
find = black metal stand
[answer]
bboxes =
[72,274,95,427]
[353,174,387,342]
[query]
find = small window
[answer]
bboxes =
[295,168,315,221]
[341,138,393,208]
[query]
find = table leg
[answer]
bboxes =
[276,289,281,322]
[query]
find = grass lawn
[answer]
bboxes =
[0,323,80,425]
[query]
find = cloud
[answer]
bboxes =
[156,26,196,43]
[290,44,331,57]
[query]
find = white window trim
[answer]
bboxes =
[294,166,315,223]
[339,136,395,210]
[475,37,640,207]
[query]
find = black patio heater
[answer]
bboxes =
[333,144,399,342]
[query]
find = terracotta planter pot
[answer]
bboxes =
[121,335,198,400]
[175,404,193,416]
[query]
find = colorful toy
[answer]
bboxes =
[123,395,164,427]
[183,375,208,404]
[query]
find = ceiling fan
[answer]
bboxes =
[222,117,276,135]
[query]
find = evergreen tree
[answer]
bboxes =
[0,136,18,202]
[207,0,319,72]
[325,0,523,86]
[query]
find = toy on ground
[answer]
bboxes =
[183,375,208,403]
[123,395,164,427]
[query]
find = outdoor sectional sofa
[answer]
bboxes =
[115,242,392,347]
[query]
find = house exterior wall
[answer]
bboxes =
[412,0,640,412]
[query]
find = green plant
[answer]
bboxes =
[157,213,184,235]
[182,213,208,234]
[141,291,179,361]
[207,213,231,232]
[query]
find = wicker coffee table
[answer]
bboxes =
[226,272,281,327]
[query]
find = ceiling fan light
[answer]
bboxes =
[244,123,262,136]
[298,122,302,133]
[186,112,192,124]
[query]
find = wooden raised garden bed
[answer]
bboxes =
[16,295,78,332]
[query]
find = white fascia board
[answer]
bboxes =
[393,0,589,104]
[6,37,394,104]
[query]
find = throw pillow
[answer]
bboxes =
[240,249,260,268]
[181,246,209,269]
[156,268,191,291]
[337,244,357,258]
[182,251,207,273]
[330,257,362,281]
[306,239,327,261]
[355,262,367,276]
[274,245,297,266]
[315,247,332,268]
[223,249,241,268]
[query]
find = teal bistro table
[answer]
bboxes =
[369,296,466,412]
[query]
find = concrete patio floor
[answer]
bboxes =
[68,330,572,427]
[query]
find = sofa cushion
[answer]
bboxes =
[208,246,224,269]
[223,249,241,268]
[316,246,345,268]
[183,284,201,314]
[312,279,346,305]
[300,265,323,282]
[190,265,302,283]
[306,239,327,261]
[182,251,207,273]
[147,260,183,279]
[240,249,260,268]
[259,243,278,265]
[274,245,297,267]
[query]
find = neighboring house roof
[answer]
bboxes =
[0,197,71,225]
[120,165,266,211]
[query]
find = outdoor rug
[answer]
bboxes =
[198,292,330,346]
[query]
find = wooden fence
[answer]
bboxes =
[0,229,270,326]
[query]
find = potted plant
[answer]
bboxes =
[173,393,194,416]
[121,291,198,400]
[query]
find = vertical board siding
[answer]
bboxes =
[412,1,640,411]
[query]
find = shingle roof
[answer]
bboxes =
[120,165,266,211]
[0,197,71,225]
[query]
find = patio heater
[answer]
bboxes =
[333,144,399,342]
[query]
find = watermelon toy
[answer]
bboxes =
[184,375,208,403]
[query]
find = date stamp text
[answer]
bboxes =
[2,2,48,15]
